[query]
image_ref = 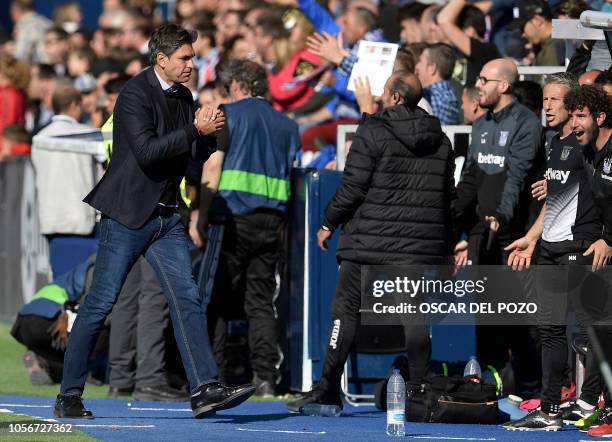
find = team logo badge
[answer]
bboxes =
[561,145,573,161]
[499,131,509,147]
[481,131,488,144]
[604,157,612,174]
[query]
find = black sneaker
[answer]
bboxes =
[54,394,94,419]
[503,410,562,431]
[560,400,594,424]
[286,380,343,414]
[190,382,255,419]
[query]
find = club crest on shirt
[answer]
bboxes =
[294,60,315,77]
[560,145,573,161]
[604,157,612,174]
[499,131,509,147]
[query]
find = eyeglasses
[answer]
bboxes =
[476,75,501,85]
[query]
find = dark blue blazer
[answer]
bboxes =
[84,67,209,228]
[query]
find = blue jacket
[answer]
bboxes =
[213,98,300,216]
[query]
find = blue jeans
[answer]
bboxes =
[60,214,218,395]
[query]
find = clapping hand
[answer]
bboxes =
[195,107,225,135]
[306,32,347,66]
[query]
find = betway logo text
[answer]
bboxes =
[477,152,505,168]
[545,168,570,184]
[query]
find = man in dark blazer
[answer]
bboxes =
[54,24,255,420]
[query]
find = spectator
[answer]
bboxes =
[0,124,31,160]
[26,63,57,133]
[264,14,325,114]
[120,18,151,54]
[43,27,70,75]
[0,55,28,143]
[67,47,95,78]
[216,10,244,47]
[124,53,149,76]
[194,59,300,396]
[68,27,93,51]
[512,0,565,66]
[31,86,102,277]
[419,5,446,45]
[10,0,52,63]
[437,0,500,84]
[514,80,544,116]
[287,71,456,414]
[74,73,102,127]
[197,81,230,111]
[222,34,256,60]
[397,2,427,44]
[53,2,82,34]
[194,24,220,87]
[415,43,460,124]
[103,75,130,122]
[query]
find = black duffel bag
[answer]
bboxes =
[405,375,498,424]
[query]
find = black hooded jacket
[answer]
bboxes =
[323,105,457,265]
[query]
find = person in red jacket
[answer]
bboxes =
[255,11,327,115]
[0,55,28,139]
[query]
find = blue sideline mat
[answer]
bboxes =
[0,395,605,441]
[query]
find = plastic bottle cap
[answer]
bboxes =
[470,356,477,360]
[393,368,400,374]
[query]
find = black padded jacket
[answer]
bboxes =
[323,105,456,265]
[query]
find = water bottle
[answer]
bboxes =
[464,356,482,382]
[300,403,342,417]
[386,369,406,436]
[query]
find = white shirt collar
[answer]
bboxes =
[153,67,174,91]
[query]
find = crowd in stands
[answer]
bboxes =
[1,0,609,165]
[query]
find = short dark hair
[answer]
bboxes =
[148,24,197,66]
[394,48,416,73]
[458,5,486,38]
[104,75,131,95]
[255,15,288,39]
[463,83,479,101]
[514,80,543,115]
[404,42,427,61]
[564,85,612,128]
[47,27,69,41]
[196,25,216,48]
[426,43,455,80]
[52,86,81,114]
[219,59,268,97]
[390,71,422,107]
[353,7,378,32]
[223,34,247,54]
[397,2,427,23]
[594,68,612,87]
